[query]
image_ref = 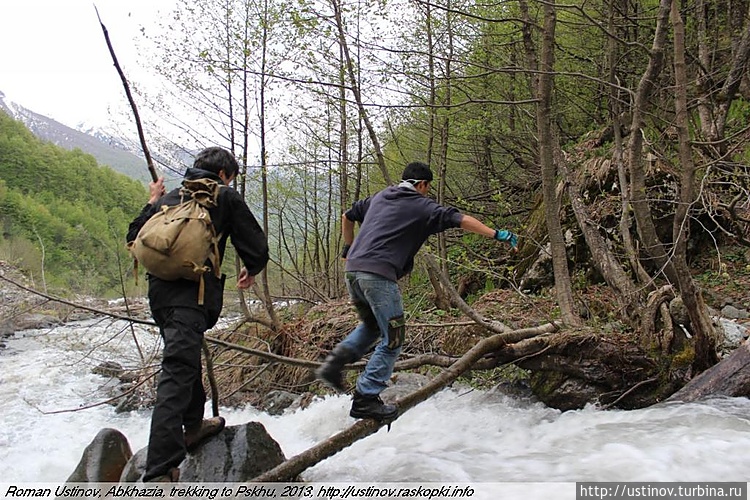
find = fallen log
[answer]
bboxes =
[667,342,750,402]
[250,322,559,482]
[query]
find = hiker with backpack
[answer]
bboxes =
[316,161,518,422]
[126,147,269,482]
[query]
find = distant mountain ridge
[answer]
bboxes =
[0,90,152,183]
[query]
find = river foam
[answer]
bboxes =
[1,320,748,484]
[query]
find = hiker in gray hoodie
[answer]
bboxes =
[316,161,517,420]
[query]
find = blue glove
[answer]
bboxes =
[494,229,518,249]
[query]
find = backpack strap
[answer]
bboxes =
[184,178,224,279]
[181,178,223,303]
[198,275,206,306]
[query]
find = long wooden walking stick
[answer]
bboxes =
[95,5,221,417]
[94,6,157,182]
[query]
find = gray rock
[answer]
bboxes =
[287,392,315,412]
[721,304,750,320]
[180,422,286,481]
[119,447,147,483]
[260,390,297,415]
[669,297,690,326]
[0,322,15,338]
[532,375,602,412]
[92,361,124,379]
[519,242,555,292]
[114,390,155,413]
[66,428,133,483]
[717,318,750,357]
[12,313,62,331]
[120,422,286,483]
[0,314,62,337]
[382,373,430,400]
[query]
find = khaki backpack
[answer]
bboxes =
[128,178,223,305]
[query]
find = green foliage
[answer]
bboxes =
[695,267,750,297]
[461,364,530,391]
[727,100,750,165]
[671,345,695,369]
[0,110,148,296]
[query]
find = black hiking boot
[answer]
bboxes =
[350,391,398,422]
[315,345,356,392]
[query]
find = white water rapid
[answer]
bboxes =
[1,319,748,498]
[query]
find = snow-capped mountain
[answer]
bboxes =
[0,90,153,183]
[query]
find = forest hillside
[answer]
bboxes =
[0,110,147,296]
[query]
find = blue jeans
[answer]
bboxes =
[340,271,405,396]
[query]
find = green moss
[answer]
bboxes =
[529,370,566,396]
[671,345,695,369]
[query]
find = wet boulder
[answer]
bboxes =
[92,361,125,379]
[66,428,133,482]
[1,313,62,335]
[119,421,286,482]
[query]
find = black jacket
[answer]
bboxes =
[127,168,269,327]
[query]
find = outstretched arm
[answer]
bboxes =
[460,215,518,250]
[460,215,496,238]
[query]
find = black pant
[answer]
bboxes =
[143,307,207,481]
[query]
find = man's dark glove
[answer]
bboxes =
[341,243,352,259]
[494,229,518,250]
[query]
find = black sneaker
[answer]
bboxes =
[350,391,398,421]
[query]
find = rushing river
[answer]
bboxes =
[0,318,748,499]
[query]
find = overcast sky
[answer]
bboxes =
[1,0,171,129]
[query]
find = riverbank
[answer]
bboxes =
[2,246,750,412]
[2,318,750,484]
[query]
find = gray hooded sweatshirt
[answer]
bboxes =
[344,182,463,282]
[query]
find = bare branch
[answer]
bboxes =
[94,5,157,182]
[422,252,509,334]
